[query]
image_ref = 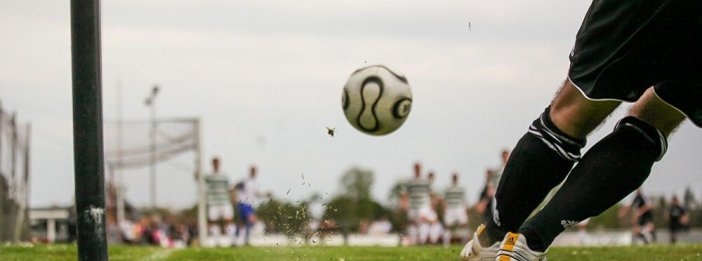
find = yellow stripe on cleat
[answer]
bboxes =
[503,232,518,251]
[497,232,520,261]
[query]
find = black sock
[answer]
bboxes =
[520,116,667,251]
[485,107,584,243]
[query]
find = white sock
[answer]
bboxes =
[209,225,221,237]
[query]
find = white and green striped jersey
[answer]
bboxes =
[444,185,466,208]
[406,178,431,210]
[204,174,231,206]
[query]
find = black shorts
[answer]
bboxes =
[568,0,702,127]
[637,214,654,227]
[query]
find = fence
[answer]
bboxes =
[0,100,31,242]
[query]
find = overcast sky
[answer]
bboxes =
[2,0,701,210]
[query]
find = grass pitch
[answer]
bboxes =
[2,244,702,261]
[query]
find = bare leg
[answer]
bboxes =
[629,88,686,136]
[549,80,621,138]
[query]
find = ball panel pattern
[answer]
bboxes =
[342,65,412,136]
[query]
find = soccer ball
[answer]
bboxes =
[341,65,412,136]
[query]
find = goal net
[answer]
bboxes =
[103,118,200,170]
[103,117,208,243]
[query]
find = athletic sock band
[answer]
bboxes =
[528,107,587,162]
[615,116,667,161]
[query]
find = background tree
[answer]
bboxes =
[386,181,408,233]
[257,198,311,238]
[322,166,389,233]
[684,187,697,210]
[339,167,374,201]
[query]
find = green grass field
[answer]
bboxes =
[2,244,702,261]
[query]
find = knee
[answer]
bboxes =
[614,116,667,161]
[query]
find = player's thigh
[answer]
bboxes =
[549,80,621,138]
[631,88,688,137]
[444,208,468,226]
[443,209,458,226]
[407,209,419,223]
[208,205,222,221]
[416,207,435,223]
[457,211,469,225]
[222,205,234,221]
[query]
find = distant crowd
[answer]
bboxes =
[98,150,691,248]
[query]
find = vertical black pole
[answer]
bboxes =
[71,0,108,260]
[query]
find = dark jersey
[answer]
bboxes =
[669,205,687,230]
[631,193,654,225]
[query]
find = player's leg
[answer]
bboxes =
[462,81,618,260]
[405,223,418,246]
[234,203,244,241]
[494,0,701,257]
[517,87,686,252]
[240,204,255,245]
[482,80,620,244]
[442,209,456,245]
[429,221,443,244]
[427,209,443,244]
[207,206,222,237]
[458,211,470,243]
[642,220,656,243]
[448,208,470,244]
[245,210,259,245]
[670,225,679,244]
[405,209,418,245]
[223,205,236,246]
[417,209,432,245]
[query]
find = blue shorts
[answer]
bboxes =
[237,203,255,223]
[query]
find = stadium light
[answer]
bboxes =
[145,85,159,209]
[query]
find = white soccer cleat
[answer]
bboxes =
[495,232,548,261]
[460,224,500,261]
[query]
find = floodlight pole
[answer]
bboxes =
[116,82,126,228]
[145,85,159,209]
[71,0,108,260]
[195,118,207,245]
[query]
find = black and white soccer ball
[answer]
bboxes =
[341,65,412,136]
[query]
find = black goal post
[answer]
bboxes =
[71,0,108,260]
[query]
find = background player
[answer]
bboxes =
[618,188,656,244]
[475,150,510,225]
[234,164,266,246]
[400,162,434,245]
[203,157,235,247]
[442,172,469,245]
[425,170,444,244]
[667,195,689,244]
